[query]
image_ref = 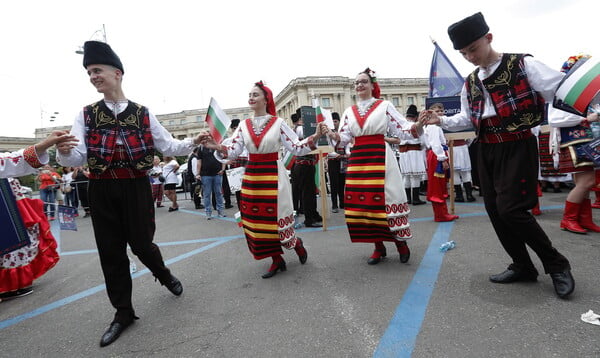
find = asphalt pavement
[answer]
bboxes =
[1,189,599,357]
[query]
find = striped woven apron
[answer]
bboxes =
[344,134,411,243]
[240,152,296,260]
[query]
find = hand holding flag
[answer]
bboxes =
[205,98,231,143]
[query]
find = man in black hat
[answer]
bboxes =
[427,12,574,299]
[291,108,323,227]
[57,40,203,347]
[325,112,347,213]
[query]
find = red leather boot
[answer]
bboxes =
[432,202,459,222]
[262,255,287,279]
[592,190,600,209]
[560,201,586,234]
[294,237,308,264]
[531,201,542,216]
[395,241,410,263]
[367,241,386,265]
[579,199,600,232]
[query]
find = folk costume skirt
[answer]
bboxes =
[0,197,59,294]
[241,152,297,260]
[344,134,411,243]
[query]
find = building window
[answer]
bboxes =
[321,97,331,107]
[421,96,427,105]
[169,120,175,126]
[196,116,204,122]
[180,119,186,125]
[407,96,415,105]
[392,97,400,106]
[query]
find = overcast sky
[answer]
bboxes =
[0,0,594,137]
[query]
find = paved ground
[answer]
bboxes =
[1,190,599,357]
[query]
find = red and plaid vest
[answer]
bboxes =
[466,54,545,139]
[84,101,155,175]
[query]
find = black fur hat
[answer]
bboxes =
[82,41,124,73]
[448,12,489,50]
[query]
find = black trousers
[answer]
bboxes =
[327,159,346,209]
[478,136,570,274]
[291,163,321,224]
[89,177,172,324]
[191,180,202,208]
[222,170,232,207]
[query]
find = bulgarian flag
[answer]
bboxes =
[205,98,231,143]
[312,98,334,129]
[315,105,325,123]
[282,150,295,170]
[554,57,600,116]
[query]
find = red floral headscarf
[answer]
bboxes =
[255,81,276,116]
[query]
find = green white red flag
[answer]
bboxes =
[312,98,334,129]
[205,98,231,143]
[282,150,295,170]
[554,57,600,116]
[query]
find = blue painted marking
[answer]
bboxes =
[0,236,239,330]
[373,222,454,358]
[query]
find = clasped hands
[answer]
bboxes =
[40,130,78,156]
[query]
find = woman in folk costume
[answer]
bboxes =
[549,55,600,234]
[322,68,426,265]
[0,131,77,300]
[201,81,324,278]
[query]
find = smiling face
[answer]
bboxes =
[354,73,373,100]
[248,86,267,114]
[86,64,121,94]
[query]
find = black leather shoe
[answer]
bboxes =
[261,260,287,279]
[225,204,234,209]
[550,270,575,299]
[100,322,130,347]
[489,269,538,284]
[162,274,183,296]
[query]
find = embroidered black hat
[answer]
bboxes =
[406,104,418,118]
[332,112,340,120]
[82,41,124,73]
[448,12,489,50]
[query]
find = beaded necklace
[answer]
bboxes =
[356,98,377,116]
[251,115,272,135]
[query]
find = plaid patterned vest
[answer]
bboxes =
[466,53,545,138]
[84,100,154,175]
